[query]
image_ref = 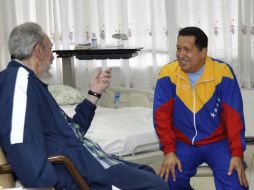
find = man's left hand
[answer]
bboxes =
[228,156,248,188]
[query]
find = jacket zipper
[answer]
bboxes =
[191,78,214,145]
[191,89,197,145]
[177,71,214,145]
[176,73,198,144]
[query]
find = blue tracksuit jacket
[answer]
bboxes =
[0,60,113,188]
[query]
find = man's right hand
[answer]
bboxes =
[89,68,112,94]
[159,152,182,182]
[87,68,112,104]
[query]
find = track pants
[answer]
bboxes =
[168,140,248,190]
[91,160,169,190]
[56,159,168,190]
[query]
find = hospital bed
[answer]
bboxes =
[49,85,212,176]
[50,85,163,169]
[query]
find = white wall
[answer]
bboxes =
[242,90,254,137]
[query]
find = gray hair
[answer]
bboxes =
[8,22,45,60]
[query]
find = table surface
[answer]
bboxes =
[53,47,143,59]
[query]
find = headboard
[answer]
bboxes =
[48,85,154,109]
[97,87,154,108]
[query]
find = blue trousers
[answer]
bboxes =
[168,140,248,190]
[56,159,168,190]
[92,161,169,190]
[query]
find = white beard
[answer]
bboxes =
[39,69,53,84]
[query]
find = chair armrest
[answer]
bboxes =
[48,155,90,190]
[0,164,12,174]
[0,155,90,190]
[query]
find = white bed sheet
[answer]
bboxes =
[61,105,159,156]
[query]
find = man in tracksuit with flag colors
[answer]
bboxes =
[153,26,249,190]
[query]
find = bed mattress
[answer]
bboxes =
[61,105,160,156]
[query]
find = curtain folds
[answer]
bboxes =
[0,0,253,91]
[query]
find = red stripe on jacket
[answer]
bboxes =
[154,99,177,154]
[221,102,244,157]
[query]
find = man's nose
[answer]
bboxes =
[177,50,185,59]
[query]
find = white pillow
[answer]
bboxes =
[48,85,84,106]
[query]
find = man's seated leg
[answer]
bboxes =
[95,163,168,190]
[119,158,156,174]
[168,142,203,190]
[54,164,79,189]
[204,140,248,190]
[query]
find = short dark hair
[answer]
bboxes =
[178,27,208,51]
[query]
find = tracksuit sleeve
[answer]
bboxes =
[220,65,246,158]
[71,99,96,134]
[153,70,176,155]
[0,68,58,187]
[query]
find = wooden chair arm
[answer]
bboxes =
[48,155,90,190]
[0,155,90,190]
[0,163,12,174]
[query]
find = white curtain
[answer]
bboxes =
[0,0,253,92]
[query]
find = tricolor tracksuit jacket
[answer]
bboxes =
[153,56,246,157]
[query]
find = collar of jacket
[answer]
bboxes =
[7,59,48,87]
[176,56,215,83]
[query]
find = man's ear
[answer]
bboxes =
[33,43,43,61]
[201,47,208,58]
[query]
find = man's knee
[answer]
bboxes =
[153,177,169,190]
[214,170,249,190]
[168,177,194,190]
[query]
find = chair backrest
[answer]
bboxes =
[0,147,15,188]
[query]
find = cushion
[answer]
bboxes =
[48,85,84,106]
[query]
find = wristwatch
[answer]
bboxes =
[88,90,101,99]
